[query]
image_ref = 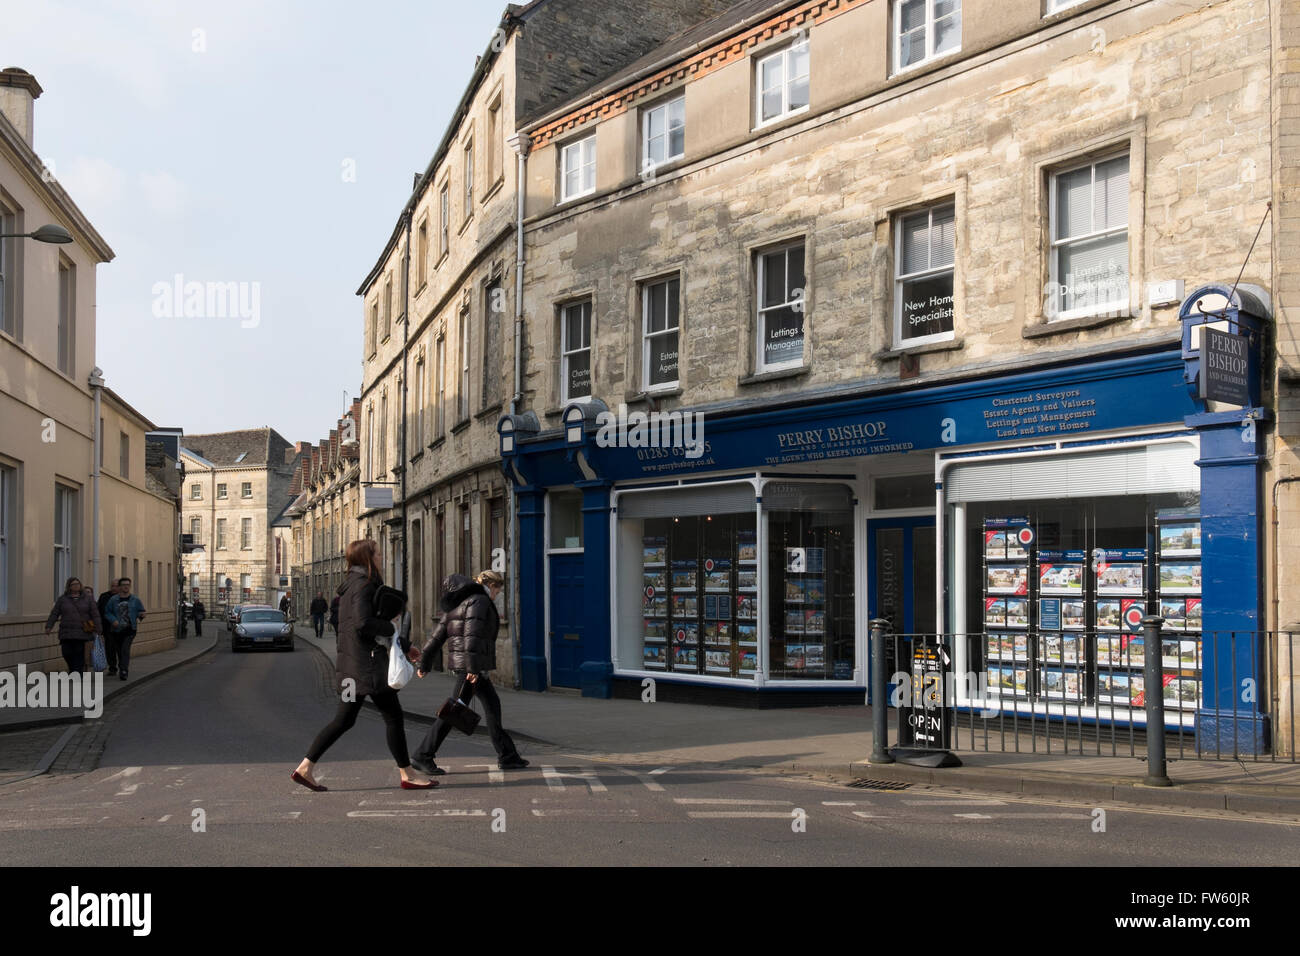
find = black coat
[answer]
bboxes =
[46,591,103,642]
[334,567,407,697]
[328,597,340,629]
[310,597,328,616]
[420,575,498,675]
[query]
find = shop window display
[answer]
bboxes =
[765,483,855,681]
[962,492,1201,718]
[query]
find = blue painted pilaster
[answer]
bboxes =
[1190,410,1269,754]
[516,487,548,692]
[577,480,613,698]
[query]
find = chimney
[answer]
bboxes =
[0,68,41,146]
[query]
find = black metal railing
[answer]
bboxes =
[870,620,1296,765]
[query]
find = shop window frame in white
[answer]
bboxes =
[755,241,807,373]
[894,202,956,349]
[754,37,810,128]
[560,134,596,203]
[642,274,681,392]
[560,299,593,403]
[1044,0,1087,15]
[1048,151,1131,322]
[893,0,962,75]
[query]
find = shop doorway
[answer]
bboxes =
[868,517,936,702]
[549,553,585,688]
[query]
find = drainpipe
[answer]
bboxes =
[89,367,104,595]
[507,131,530,688]
[400,206,412,593]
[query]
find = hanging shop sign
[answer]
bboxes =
[1199,327,1252,406]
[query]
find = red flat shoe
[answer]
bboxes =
[291,770,328,792]
[401,778,439,789]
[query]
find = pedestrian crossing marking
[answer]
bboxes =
[542,766,607,793]
[674,798,792,806]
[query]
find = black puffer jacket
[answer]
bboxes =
[420,575,498,675]
[334,566,406,696]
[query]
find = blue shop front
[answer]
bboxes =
[499,286,1271,746]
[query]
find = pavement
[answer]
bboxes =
[3,625,1299,816]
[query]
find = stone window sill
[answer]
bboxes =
[738,365,810,387]
[874,336,964,361]
[1023,312,1134,339]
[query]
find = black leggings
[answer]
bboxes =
[305,689,410,767]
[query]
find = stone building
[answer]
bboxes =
[1,67,177,671]
[357,0,746,680]
[180,429,303,612]
[497,0,1294,751]
[286,402,362,621]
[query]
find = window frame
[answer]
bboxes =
[1047,150,1131,322]
[416,218,428,290]
[439,183,450,260]
[641,274,681,392]
[641,95,686,176]
[560,135,597,203]
[754,241,807,374]
[753,39,810,128]
[53,483,76,600]
[463,136,475,221]
[57,257,74,375]
[190,516,201,538]
[413,354,426,450]
[119,431,130,479]
[1044,0,1086,14]
[0,463,12,614]
[241,481,252,499]
[457,308,471,423]
[216,518,227,550]
[190,483,202,500]
[217,483,227,500]
[434,334,446,437]
[893,202,957,349]
[241,517,252,551]
[892,0,962,75]
[560,299,593,404]
[0,197,18,339]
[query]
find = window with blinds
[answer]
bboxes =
[895,202,955,347]
[1049,153,1130,320]
[945,442,1198,503]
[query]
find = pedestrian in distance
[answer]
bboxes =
[97,581,118,627]
[193,599,206,637]
[309,591,328,638]
[279,592,292,618]
[412,570,528,775]
[291,539,434,793]
[45,577,102,673]
[104,578,146,681]
[178,596,189,639]
[328,594,340,635]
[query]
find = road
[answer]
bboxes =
[0,639,1295,866]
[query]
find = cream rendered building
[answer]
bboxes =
[1,67,179,671]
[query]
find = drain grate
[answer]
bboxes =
[847,779,911,791]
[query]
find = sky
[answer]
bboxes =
[5,0,504,444]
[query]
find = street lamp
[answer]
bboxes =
[0,223,73,243]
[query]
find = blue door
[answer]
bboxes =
[867,517,936,704]
[549,554,585,688]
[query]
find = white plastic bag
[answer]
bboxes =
[388,634,414,690]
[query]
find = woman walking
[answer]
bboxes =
[44,577,102,672]
[412,570,527,774]
[292,539,434,792]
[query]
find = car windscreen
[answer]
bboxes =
[241,611,284,624]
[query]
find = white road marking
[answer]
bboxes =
[286,811,302,819]
[542,766,607,793]
[357,798,455,806]
[101,766,141,784]
[347,809,486,818]
[687,811,796,819]
[903,799,1005,806]
[166,766,182,771]
[956,812,1092,820]
[157,815,171,823]
[852,811,883,818]
[674,798,793,806]
[531,809,641,818]
[822,801,860,806]
[648,768,670,775]
[465,763,505,785]
[618,768,665,792]
[0,818,89,829]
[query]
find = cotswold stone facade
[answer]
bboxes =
[498,0,1298,740]
[519,0,1271,415]
[357,0,748,681]
[180,429,302,611]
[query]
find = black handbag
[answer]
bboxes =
[436,696,481,736]
[372,585,407,620]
